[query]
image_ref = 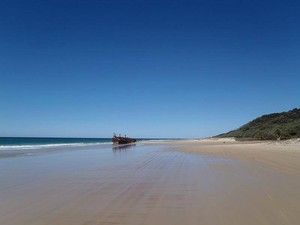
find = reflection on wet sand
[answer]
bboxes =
[112,144,136,152]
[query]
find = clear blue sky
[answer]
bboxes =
[1,0,299,138]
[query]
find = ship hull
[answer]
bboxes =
[112,137,137,144]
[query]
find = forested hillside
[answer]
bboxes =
[217,108,300,140]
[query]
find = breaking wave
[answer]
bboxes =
[0,142,112,151]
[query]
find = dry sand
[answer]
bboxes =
[0,139,299,225]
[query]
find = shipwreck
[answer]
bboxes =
[112,134,137,144]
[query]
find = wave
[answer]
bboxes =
[0,142,112,151]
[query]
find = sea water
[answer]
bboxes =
[0,137,174,152]
[0,137,113,151]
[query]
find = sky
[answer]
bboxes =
[0,0,299,138]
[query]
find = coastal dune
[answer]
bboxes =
[0,140,299,225]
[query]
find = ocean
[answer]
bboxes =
[0,137,114,151]
[0,137,170,151]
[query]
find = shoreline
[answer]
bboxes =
[0,139,299,225]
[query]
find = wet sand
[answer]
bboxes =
[0,140,299,225]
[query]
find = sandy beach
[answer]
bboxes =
[0,139,299,225]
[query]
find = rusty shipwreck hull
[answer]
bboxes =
[112,136,137,144]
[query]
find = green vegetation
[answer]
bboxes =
[217,108,300,140]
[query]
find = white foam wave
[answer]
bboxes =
[0,142,112,151]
